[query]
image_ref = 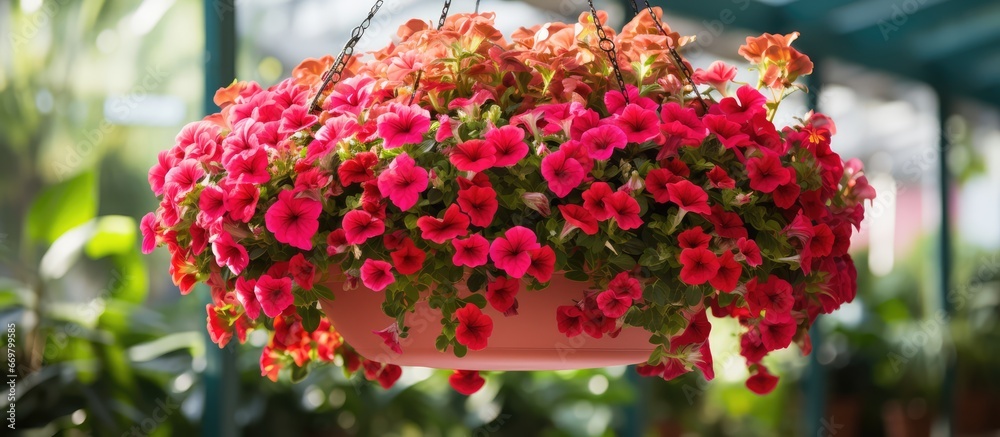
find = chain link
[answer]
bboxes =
[437,0,452,29]
[309,0,384,113]
[588,1,629,105]
[639,1,708,111]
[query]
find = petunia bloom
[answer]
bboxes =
[606,191,643,230]
[265,190,322,251]
[489,226,540,278]
[342,209,385,245]
[526,246,556,283]
[614,104,660,144]
[360,259,395,291]
[455,303,493,351]
[288,253,316,290]
[597,289,631,318]
[541,150,585,198]
[486,125,529,166]
[235,276,261,319]
[746,152,791,193]
[390,239,426,275]
[377,153,428,211]
[558,204,599,237]
[746,365,779,395]
[457,185,499,228]
[581,125,628,160]
[679,247,720,286]
[667,180,711,216]
[376,103,431,149]
[338,152,379,186]
[556,305,584,337]
[212,231,249,275]
[452,234,490,267]
[450,139,497,172]
[582,182,614,221]
[254,274,293,318]
[486,276,519,313]
[372,323,403,355]
[449,370,486,395]
[417,204,470,244]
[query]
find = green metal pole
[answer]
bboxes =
[803,64,827,437]
[202,1,238,436]
[935,87,956,437]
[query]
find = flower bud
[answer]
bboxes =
[521,192,550,217]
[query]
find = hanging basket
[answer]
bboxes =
[320,272,655,371]
[141,1,873,395]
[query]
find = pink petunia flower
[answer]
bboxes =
[376,153,428,211]
[372,323,403,355]
[489,226,540,278]
[324,76,376,116]
[197,185,228,226]
[211,231,249,275]
[486,125,529,166]
[452,234,490,267]
[288,253,316,290]
[140,212,159,254]
[691,61,737,95]
[390,239,426,275]
[581,125,628,160]
[360,259,395,291]
[277,104,319,136]
[265,190,322,251]
[644,168,680,203]
[541,150,585,198]
[235,276,261,319]
[486,276,519,313]
[338,152,379,186]
[557,204,599,237]
[224,147,270,185]
[225,183,260,223]
[164,159,205,201]
[597,289,631,318]
[342,209,385,245]
[376,103,431,149]
[254,274,293,318]
[556,305,584,337]
[747,152,791,193]
[614,104,660,144]
[609,272,642,300]
[526,246,556,283]
[707,165,737,189]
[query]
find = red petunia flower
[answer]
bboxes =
[691,60,737,94]
[596,289,631,318]
[254,274,293,318]
[342,209,385,245]
[449,370,486,395]
[679,247,720,286]
[609,272,642,300]
[810,223,835,258]
[452,234,490,267]
[740,328,768,363]
[737,237,763,267]
[541,150,585,198]
[557,204,599,237]
[747,152,791,193]
[455,303,493,351]
[707,165,737,189]
[486,276,519,313]
[667,180,711,216]
[417,204,470,244]
[265,190,321,251]
[450,139,497,172]
[556,305,584,337]
[390,239,426,275]
[338,151,379,186]
[660,102,708,148]
[288,253,316,290]
[746,365,779,395]
[674,309,712,346]
[526,246,556,283]
[489,226,540,278]
[771,168,800,208]
[708,205,749,240]
[703,114,751,150]
[709,251,741,292]
[326,229,348,256]
[718,85,767,124]
[644,168,680,203]
[677,227,711,250]
[746,275,794,315]
[372,323,402,355]
[485,125,529,167]
[582,182,614,221]
[606,191,643,230]
[760,311,796,351]
[360,259,395,291]
[457,185,499,227]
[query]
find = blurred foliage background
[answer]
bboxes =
[1,0,999,436]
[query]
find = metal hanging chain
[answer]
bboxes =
[588,0,629,105]
[309,0,385,113]
[437,0,452,29]
[639,0,708,110]
[628,0,639,15]
[407,70,423,106]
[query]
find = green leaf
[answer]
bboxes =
[464,293,487,309]
[645,280,670,306]
[609,253,636,270]
[290,364,309,383]
[298,305,321,333]
[435,334,450,352]
[26,171,98,243]
[466,270,487,292]
[453,343,468,358]
[564,270,590,282]
[313,283,335,301]
[684,287,704,307]
[84,215,136,259]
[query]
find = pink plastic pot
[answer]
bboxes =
[320,273,656,371]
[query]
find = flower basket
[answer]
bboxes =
[320,271,655,370]
[141,2,874,395]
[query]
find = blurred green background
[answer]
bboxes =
[2,0,999,436]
